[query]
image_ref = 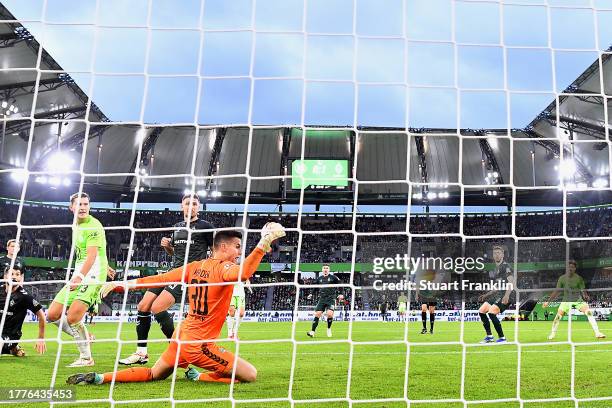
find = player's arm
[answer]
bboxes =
[222,222,285,282]
[134,265,189,287]
[34,309,47,354]
[581,289,590,302]
[579,277,589,302]
[543,277,563,308]
[161,236,174,256]
[71,225,106,289]
[107,266,116,280]
[70,246,98,290]
[222,248,265,282]
[102,264,193,297]
[543,289,561,307]
[501,272,515,304]
[25,295,46,354]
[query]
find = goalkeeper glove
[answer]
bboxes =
[100,281,137,299]
[256,222,286,253]
[100,282,118,300]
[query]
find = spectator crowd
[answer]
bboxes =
[1,198,610,313]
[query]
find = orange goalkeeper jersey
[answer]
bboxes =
[133,248,265,341]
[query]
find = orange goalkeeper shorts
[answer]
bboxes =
[161,340,235,375]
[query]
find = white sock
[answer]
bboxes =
[70,321,92,360]
[226,315,234,336]
[52,319,73,337]
[551,315,561,335]
[586,313,600,334]
[232,315,240,335]
[136,346,148,355]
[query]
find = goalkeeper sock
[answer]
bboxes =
[429,312,435,331]
[327,318,333,329]
[479,313,492,336]
[154,311,175,339]
[421,311,427,329]
[198,372,238,383]
[585,311,601,334]
[70,321,91,359]
[488,313,504,338]
[312,316,319,331]
[136,311,152,349]
[102,367,153,383]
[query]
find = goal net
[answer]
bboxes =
[0,0,611,407]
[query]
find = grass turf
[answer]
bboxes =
[2,320,610,408]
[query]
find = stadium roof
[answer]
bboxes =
[0,3,609,207]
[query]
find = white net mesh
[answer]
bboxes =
[0,0,610,407]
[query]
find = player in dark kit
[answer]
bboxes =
[416,269,440,334]
[0,239,26,276]
[307,264,340,338]
[0,266,46,357]
[380,300,389,322]
[478,245,513,344]
[119,194,214,365]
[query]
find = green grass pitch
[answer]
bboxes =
[2,320,610,408]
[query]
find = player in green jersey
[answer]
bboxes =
[543,259,605,340]
[47,192,112,367]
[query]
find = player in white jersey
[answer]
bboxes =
[226,280,249,339]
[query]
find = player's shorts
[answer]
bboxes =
[491,298,509,313]
[53,282,101,307]
[558,301,588,314]
[1,332,21,354]
[315,299,335,312]
[230,295,245,310]
[161,339,234,375]
[398,302,407,313]
[421,298,438,307]
[146,284,184,303]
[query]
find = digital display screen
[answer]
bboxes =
[291,159,349,189]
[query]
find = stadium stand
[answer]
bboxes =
[2,198,611,312]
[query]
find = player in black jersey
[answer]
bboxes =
[307,265,341,338]
[380,300,389,322]
[1,266,47,357]
[477,245,513,344]
[119,194,214,365]
[416,269,440,335]
[0,239,26,277]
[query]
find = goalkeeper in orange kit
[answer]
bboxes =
[66,223,285,385]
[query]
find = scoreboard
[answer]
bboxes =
[290,159,349,190]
